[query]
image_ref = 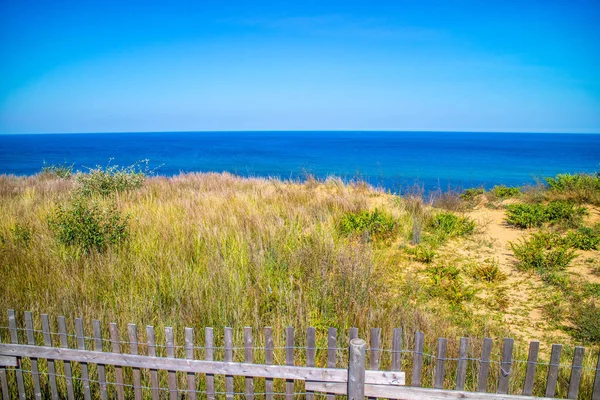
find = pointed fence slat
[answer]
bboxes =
[522,341,539,396]
[567,346,585,399]
[75,318,92,400]
[146,326,160,400]
[264,327,274,400]
[498,338,514,395]
[185,328,197,400]
[434,338,447,389]
[306,327,316,400]
[58,316,75,400]
[109,323,125,400]
[455,337,469,391]
[8,310,26,400]
[244,327,254,400]
[592,351,600,400]
[327,327,337,400]
[205,327,215,400]
[391,328,402,372]
[127,324,143,400]
[411,331,424,387]
[478,338,493,393]
[369,328,381,400]
[165,327,178,400]
[286,326,295,400]
[224,327,234,400]
[545,344,562,398]
[24,312,42,399]
[92,320,108,400]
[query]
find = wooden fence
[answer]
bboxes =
[0,309,599,399]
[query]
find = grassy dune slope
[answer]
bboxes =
[1,170,599,397]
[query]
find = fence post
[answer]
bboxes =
[348,338,366,400]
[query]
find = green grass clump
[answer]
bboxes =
[42,161,74,178]
[10,223,33,247]
[47,198,129,253]
[405,244,435,263]
[505,200,586,229]
[569,302,600,343]
[426,264,475,306]
[565,226,600,250]
[338,209,397,240]
[471,259,507,283]
[76,161,147,196]
[460,187,484,202]
[509,231,577,274]
[491,185,521,199]
[545,172,600,205]
[427,212,475,241]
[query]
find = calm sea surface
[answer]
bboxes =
[1,131,599,193]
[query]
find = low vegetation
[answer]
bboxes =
[1,167,599,397]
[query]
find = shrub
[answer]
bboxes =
[405,244,435,263]
[47,199,129,252]
[42,161,74,178]
[491,185,521,199]
[569,302,600,343]
[471,259,507,283]
[426,264,475,305]
[545,172,600,205]
[460,187,485,202]
[427,212,475,240]
[509,231,577,274]
[565,226,600,250]
[76,161,147,196]
[505,201,586,229]
[338,209,397,241]
[10,223,32,246]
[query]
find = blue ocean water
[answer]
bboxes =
[0,131,599,193]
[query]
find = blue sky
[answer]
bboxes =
[1,0,599,133]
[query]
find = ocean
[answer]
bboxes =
[0,131,598,193]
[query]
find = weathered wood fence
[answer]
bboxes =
[0,309,599,399]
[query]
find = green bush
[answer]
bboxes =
[338,209,397,240]
[545,172,600,205]
[565,226,600,250]
[509,231,577,274]
[569,302,600,343]
[460,187,485,202]
[427,212,475,240]
[471,259,507,283]
[9,223,32,247]
[47,199,129,252]
[405,244,435,263]
[505,201,586,229]
[42,161,74,178]
[491,185,521,198]
[76,161,147,196]
[426,264,475,305]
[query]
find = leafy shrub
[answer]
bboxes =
[491,185,521,198]
[569,302,600,343]
[338,209,397,240]
[405,244,435,263]
[47,199,129,252]
[505,201,586,229]
[509,231,577,274]
[42,161,74,178]
[471,259,507,283]
[565,226,600,250]
[426,264,475,305]
[10,223,32,246]
[545,172,600,205]
[76,161,147,196]
[427,212,475,240]
[460,187,485,202]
